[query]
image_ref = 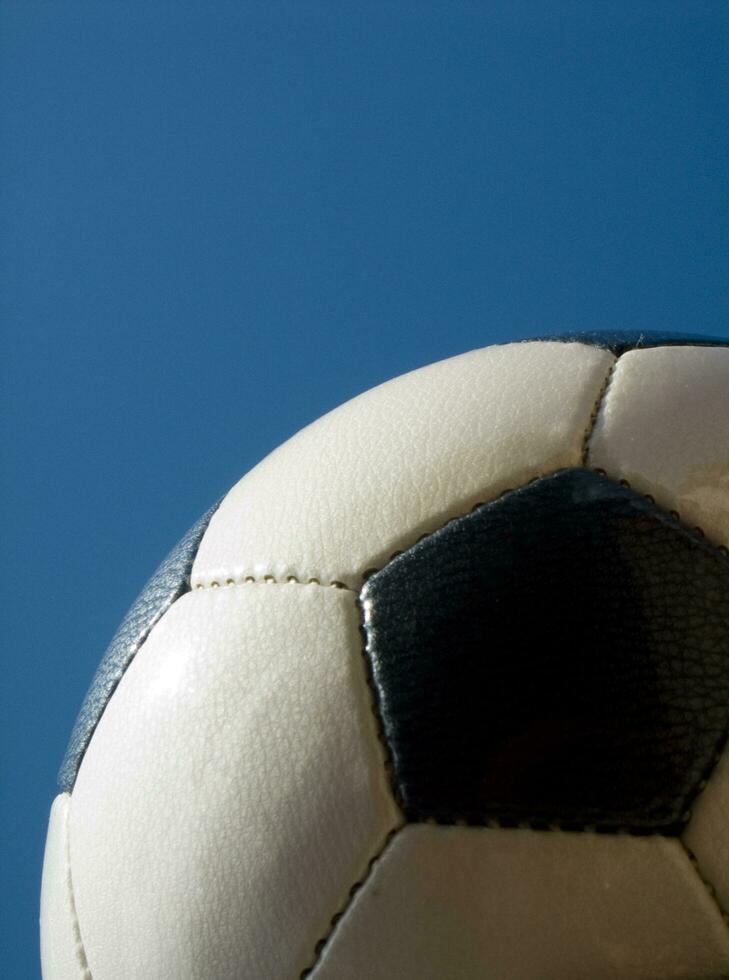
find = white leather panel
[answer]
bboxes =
[588,343,729,928]
[588,345,729,550]
[684,746,729,916]
[68,584,400,979]
[40,793,91,980]
[311,824,729,980]
[192,342,614,589]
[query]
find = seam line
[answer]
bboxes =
[679,837,729,931]
[192,467,729,598]
[581,354,620,466]
[63,798,93,980]
[300,824,405,978]
[194,575,355,593]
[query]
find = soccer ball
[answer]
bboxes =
[41,332,729,980]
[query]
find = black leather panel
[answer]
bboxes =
[58,501,220,792]
[361,469,729,833]
[530,330,729,354]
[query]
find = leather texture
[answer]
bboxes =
[40,794,91,980]
[191,341,615,590]
[310,824,729,980]
[361,468,729,832]
[41,335,729,979]
[586,344,729,915]
[533,329,729,355]
[588,345,729,552]
[66,584,401,979]
[58,501,219,792]
[684,746,729,917]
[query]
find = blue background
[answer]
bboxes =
[2,2,728,974]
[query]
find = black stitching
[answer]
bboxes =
[299,825,403,978]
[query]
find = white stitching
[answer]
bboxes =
[193,574,355,592]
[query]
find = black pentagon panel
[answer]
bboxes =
[58,500,221,792]
[361,469,729,833]
[531,330,729,354]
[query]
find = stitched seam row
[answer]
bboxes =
[191,466,729,596]
[299,456,729,967]
[581,354,619,466]
[680,838,729,929]
[299,824,404,978]
[191,465,729,934]
[63,800,93,980]
[355,470,729,832]
[194,575,355,592]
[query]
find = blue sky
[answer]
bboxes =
[2,2,728,975]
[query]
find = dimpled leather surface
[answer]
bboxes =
[40,794,90,980]
[58,502,219,792]
[42,334,729,980]
[589,345,729,551]
[586,343,729,915]
[67,584,400,980]
[310,825,729,980]
[191,342,614,589]
[361,468,729,831]
[685,748,729,915]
